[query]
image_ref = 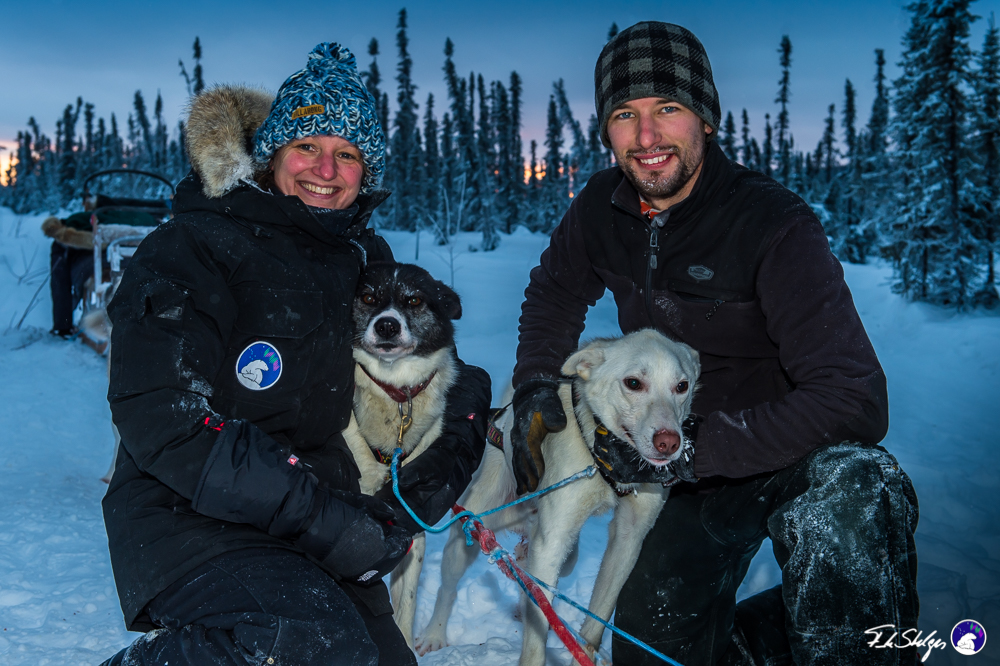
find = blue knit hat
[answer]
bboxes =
[253,43,385,193]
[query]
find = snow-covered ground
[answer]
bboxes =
[0,206,996,665]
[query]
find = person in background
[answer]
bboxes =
[42,199,160,338]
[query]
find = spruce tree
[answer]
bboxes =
[363,38,390,134]
[868,49,890,156]
[973,14,1000,304]
[179,38,205,98]
[389,8,421,229]
[526,139,541,230]
[762,113,774,177]
[509,71,524,176]
[885,0,983,307]
[720,111,738,161]
[541,94,566,231]
[508,71,525,223]
[192,38,205,96]
[739,109,757,169]
[154,92,168,168]
[133,91,153,164]
[821,103,837,184]
[845,49,892,263]
[775,36,793,184]
[58,100,81,197]
[554,79,586,189]
[836,79,867,263]
[442,38,476,219]
[424,93,441,220]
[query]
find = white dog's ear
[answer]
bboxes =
[562,345,606,381]
[684,345,701,378]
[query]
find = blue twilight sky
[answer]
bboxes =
[3,0,1000,179]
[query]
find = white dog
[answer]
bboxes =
[341,262,463,649]
[416,329,700,665]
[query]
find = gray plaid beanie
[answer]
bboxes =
[595,22,721,148]
[254,43,385,193]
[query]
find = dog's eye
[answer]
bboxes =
[623,377,643,391]
[361,293,375,305]
[407,296,422,306]
[675,381,689,393]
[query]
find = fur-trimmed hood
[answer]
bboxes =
[185,85,274,199]
[42,216,94,250]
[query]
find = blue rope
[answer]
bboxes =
[389,447,597,545]
[388,448,685,666]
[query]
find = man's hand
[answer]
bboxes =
[510,378,566,494]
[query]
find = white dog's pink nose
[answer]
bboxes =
[653,429,680,455]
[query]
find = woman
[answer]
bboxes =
[99,43,490,665]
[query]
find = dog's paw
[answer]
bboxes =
[414,631,448,655]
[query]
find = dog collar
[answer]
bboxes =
[371,448,405,465]
[358,363,436,403]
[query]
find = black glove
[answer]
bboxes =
[510,378,566,495]
[374,361,492,534]
[296,488,413,586]
[592,415,700,487]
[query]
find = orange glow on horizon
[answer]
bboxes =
[0,141,15,187]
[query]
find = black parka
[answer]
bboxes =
[105,172,399,630]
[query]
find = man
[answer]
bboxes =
[510,22,918,666]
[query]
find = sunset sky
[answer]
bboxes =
[4,0,1000,183]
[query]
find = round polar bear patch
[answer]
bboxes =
[236,341,282,391]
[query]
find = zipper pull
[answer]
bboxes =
[649,227,659,269]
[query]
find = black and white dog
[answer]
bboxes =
[341,261,462,648]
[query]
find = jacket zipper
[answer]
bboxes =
[644,210,670,322]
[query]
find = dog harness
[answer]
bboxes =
[486,405,510,452]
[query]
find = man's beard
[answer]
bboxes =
[616,142,704,204]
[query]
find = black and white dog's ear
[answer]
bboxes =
[434,281,462,320]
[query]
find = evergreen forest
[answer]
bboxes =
[2,2,998,308]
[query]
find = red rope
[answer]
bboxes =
[453,503,596,666]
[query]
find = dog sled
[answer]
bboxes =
[83,169,174,315]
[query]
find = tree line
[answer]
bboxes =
[2,3,998,308]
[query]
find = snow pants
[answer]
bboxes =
[99,547,417,666]
[613,442,920,666]
[49,242,92,332]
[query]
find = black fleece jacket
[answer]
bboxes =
[514,142,888,479]
[104,172,489,630]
